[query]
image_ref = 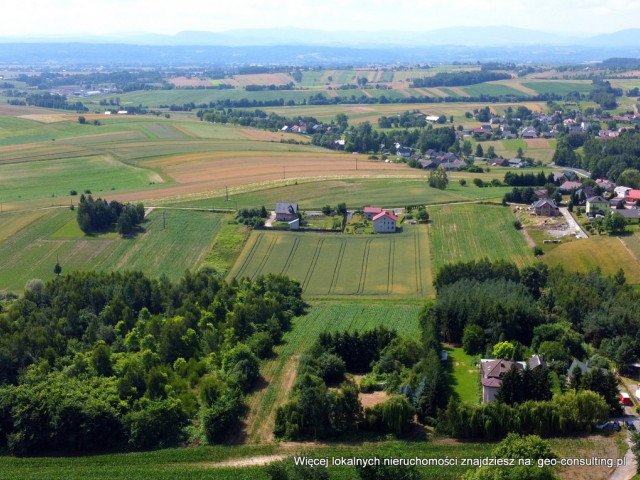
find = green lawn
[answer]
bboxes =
[445,347,480,403]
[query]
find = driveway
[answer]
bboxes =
[264,211,276,227]
[609,415,638,480]
[559,207,588,239]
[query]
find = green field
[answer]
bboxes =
[521,80,595,96]
[228,225,433,297]
[0,208,226,291]
[429,203,533,274]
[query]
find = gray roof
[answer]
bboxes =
[275,202,298,215]
[533,198,559,209]
[587,196,608,204]
[617,209,640,219]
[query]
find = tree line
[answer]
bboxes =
[410,71,511,88]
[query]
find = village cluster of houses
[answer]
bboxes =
[531,171,640,222]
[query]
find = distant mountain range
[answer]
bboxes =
[4,26,640,48]
[2,27,640,65]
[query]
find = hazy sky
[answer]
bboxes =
[5,0,640,37]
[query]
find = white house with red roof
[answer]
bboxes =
[373,211,397,233]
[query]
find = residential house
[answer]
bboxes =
[275,202,298,222]
[333,139,345,150]
[481,359,523,403]
[372,211,397,233]
[418,159,436,169]
[364,206,383,220]
[625,190,640,205]
[439,159,465,171]
[490,158,509,167]
[615,186,632,198]
[502,131,518,140]
[533,198,560,216]
[559,180,582,193]
[595,178,616,193]
[617,209,640,224]
[521,127,538,139]
[482,356,547,403]
[396,147,412,157]
[552,172,567,183]
[586,196,609,215]
[508,158,530,168]
[610,198,626,209]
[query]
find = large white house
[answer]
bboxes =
[372,211,397,233]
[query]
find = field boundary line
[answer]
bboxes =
[234,232,263,279]
[280,236,300,275]
[328,238,347,295]
[253,234,278,278]
[387,238,395,295]
[619,237,640,262]
[301,238,325,290]
[414,227,423,295]
[357,239,372,294]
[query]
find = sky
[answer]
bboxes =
[5,0,640,37]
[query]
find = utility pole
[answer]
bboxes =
[163,211,166,229]
[226,185,229,201]
[283,166,286,179]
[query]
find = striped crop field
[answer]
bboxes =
[227,225,434,297]
[429,203,533,274]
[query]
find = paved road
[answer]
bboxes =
[559,207,588,239]
[549,163,591,178]
[609,415,638,480]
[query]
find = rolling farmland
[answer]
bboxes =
[228,225,434,297]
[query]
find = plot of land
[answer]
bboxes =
[543,235,640,284]
[228,225,433,297]
[242,301,422,442]
[0,208,226,291]
[429,203,533,274]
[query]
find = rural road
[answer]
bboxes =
[609,416,638,480]
[559,207,588,239]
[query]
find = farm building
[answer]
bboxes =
[586,196,610,215]
[275,202,298,222]
[364,206,383,220]
[533,198,560,216]
[372,211,397,233]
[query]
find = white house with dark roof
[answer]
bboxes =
[372,211,397,233]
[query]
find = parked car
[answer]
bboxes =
[625,420,637,431]
[597,421,621,432]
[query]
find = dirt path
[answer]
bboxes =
[200,454,289,468]
[242,354,300,443]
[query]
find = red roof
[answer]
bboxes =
[372,211,397,222]
[626,190,640,201]
[364,207,382,214]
